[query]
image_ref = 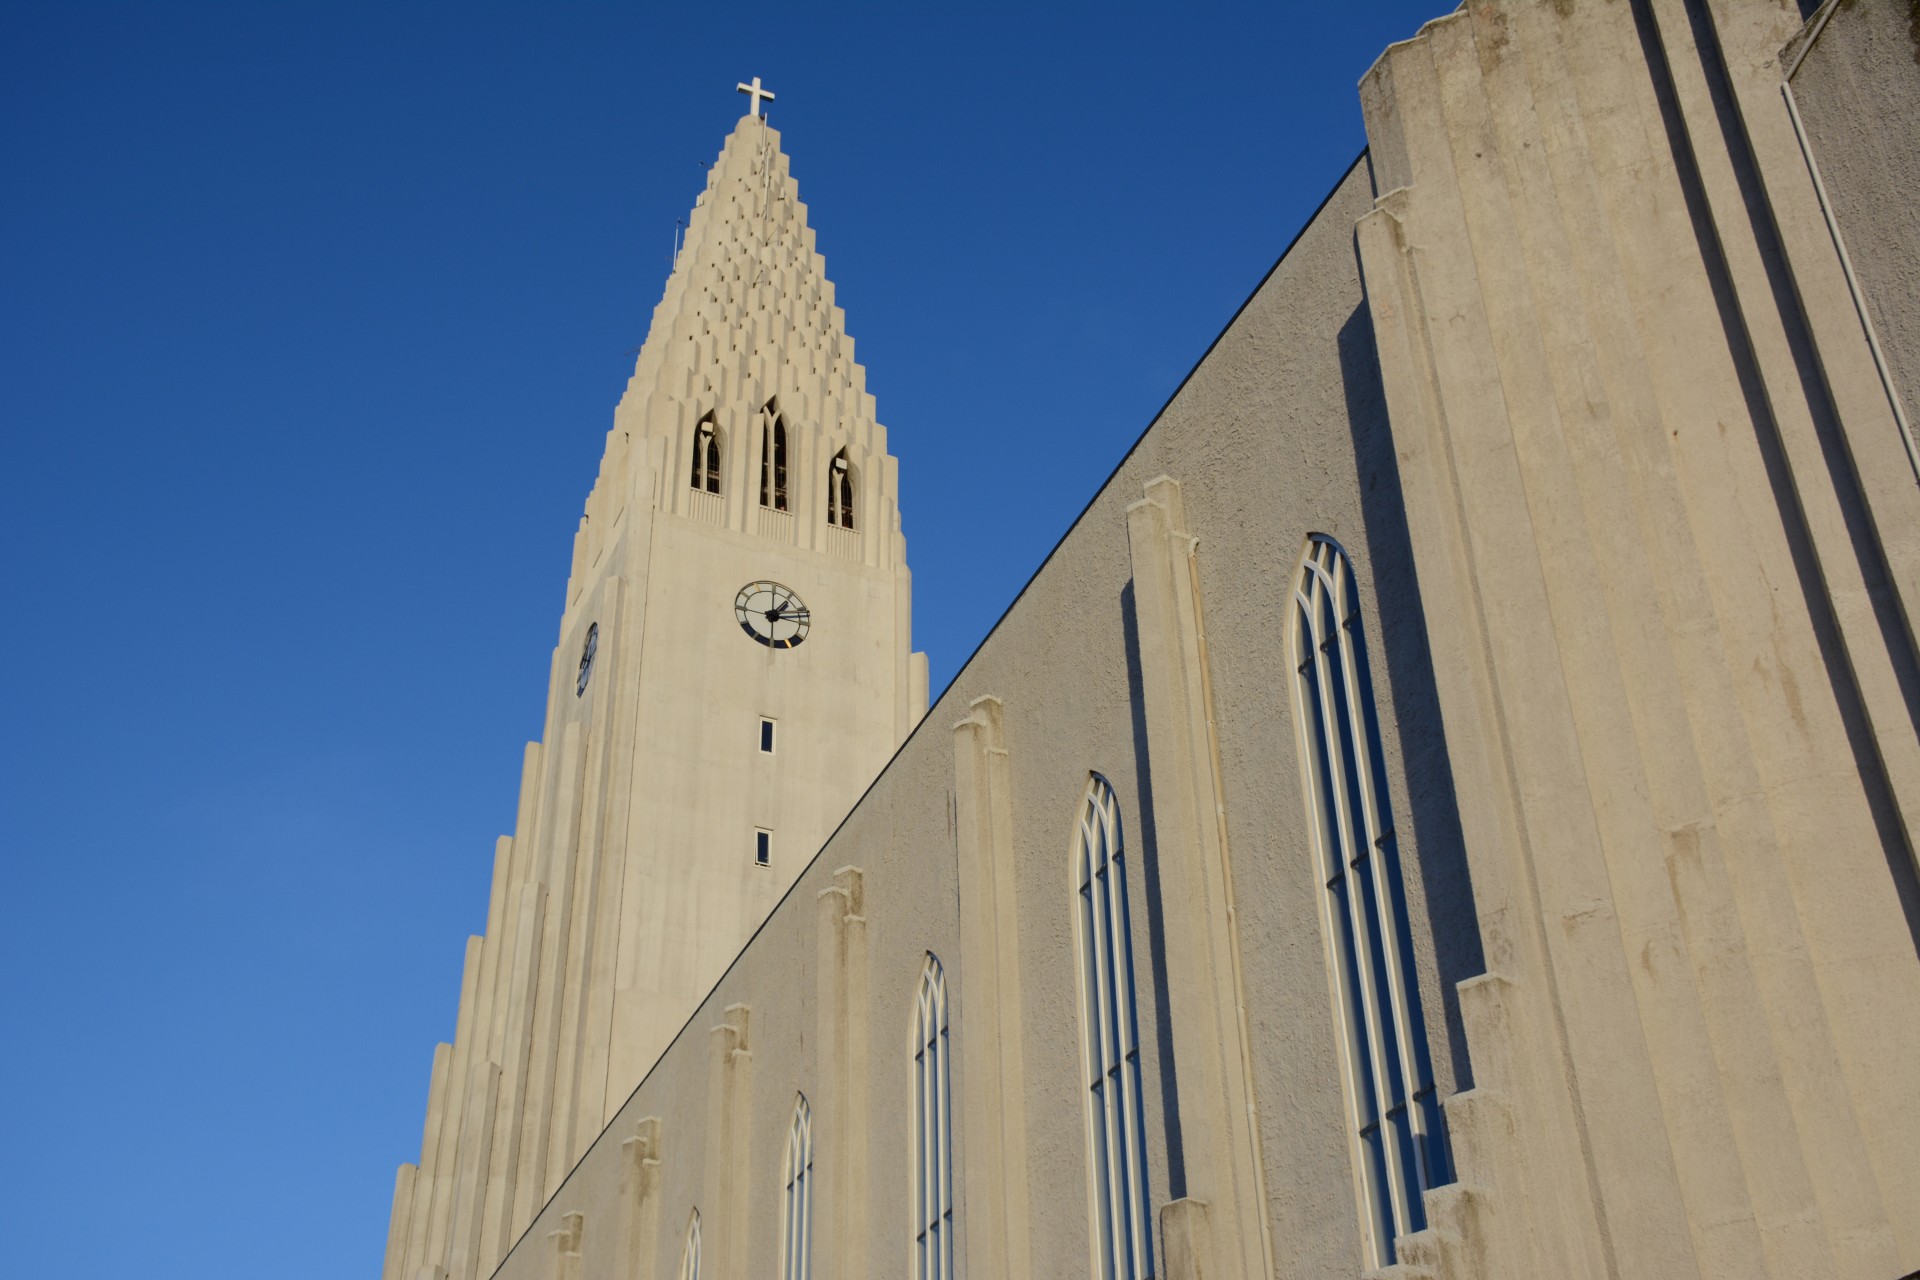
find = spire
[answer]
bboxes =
[621,113,870,419]
[600,102,898,568]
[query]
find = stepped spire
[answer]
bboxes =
[385,100,926,1280]
[601,110,900,569]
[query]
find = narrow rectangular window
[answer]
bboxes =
[760,717,777,754]
[756,829,772,867]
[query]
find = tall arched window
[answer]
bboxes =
[690,415,722,494]
[827,448,856,531]
[780,1094,813,1280]
[1288,535,1450,1268]
[1072,774,1153,1280]
[678,1209,700,1280]
[909,953,953,1280]
[760,405,789,511]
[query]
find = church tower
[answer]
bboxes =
[384,90,927,1280]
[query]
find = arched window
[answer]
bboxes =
[1288,535,1450,1268]
[760,405,789,511]
[1072,774,1153,1280]
[827,448,856,531]
[690,415,722,494]
[909,953,953,1280]
[780,1094,813,1280]
[678,1209,700,1280]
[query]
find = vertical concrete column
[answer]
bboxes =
[1451,5,1873,1274]
[515,721,591,1230]
[1358,69,1614,1280]
[816,866,870,1280]
[488,743,545,1072]
[551,579,625,1186]
[426,937,485,1270]
[1368,22,1711,1279]
[703,1005,754,1279]
[951,696,1032,1279]
[441,841,512,1278]
[583,546,652,1133]
[1640,0,1920,867]
[893,562,916,741]
[445,1062,501,1280]
[474,741,549,1271]
[548,1211,584,1280]
[1122,476,1272,1280]
[480,882,548,1273]
[382,1164,417,1280]
[1358,4,1920,1276]
[620,1117,664,1280]
[1420,12,1799,1277]
[471,837,512,1066]
[1532,2,1914,1266]
[1712,0,1920,648]
[403,1044,453,1279]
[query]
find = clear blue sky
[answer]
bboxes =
[2,3,1443,1274]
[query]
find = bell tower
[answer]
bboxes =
[384,94,926,1280]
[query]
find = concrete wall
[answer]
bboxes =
[1790,0,1920,424]
[484,154,1481,1280]
[1357,1,1920,1275]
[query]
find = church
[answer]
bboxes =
[381,3,1920,1278]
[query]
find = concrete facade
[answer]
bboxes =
[385,3,1920,1277]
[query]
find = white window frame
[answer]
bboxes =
[760,716,777,754]
[1288,535,1448,1268]
[678,1209,700,1280]
[909,953,953,1280]
[780,1094,814,1280]
[1072,773,1153,1280]
[755,828,772,868]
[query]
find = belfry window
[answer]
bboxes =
[910,953,953,1280]
[760,406,789,511]
[1072,774,1153,1280]
[690,416,722,494]
[827,448,856,531]
[678,1210,700,1280]
[780,1094,814,1280]
[1288,535,1451,1268]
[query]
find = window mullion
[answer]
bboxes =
[1334,579,1431,1192]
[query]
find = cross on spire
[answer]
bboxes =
[736,76,775,118]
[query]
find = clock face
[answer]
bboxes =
[735,581,810,649]
[576,622,597,697]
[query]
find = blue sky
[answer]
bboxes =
[1,3,1443,1274]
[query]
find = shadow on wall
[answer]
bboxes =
[1336,294,1484,1097]
[1631,0,1920,955]
[1121,579,1190,1203]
